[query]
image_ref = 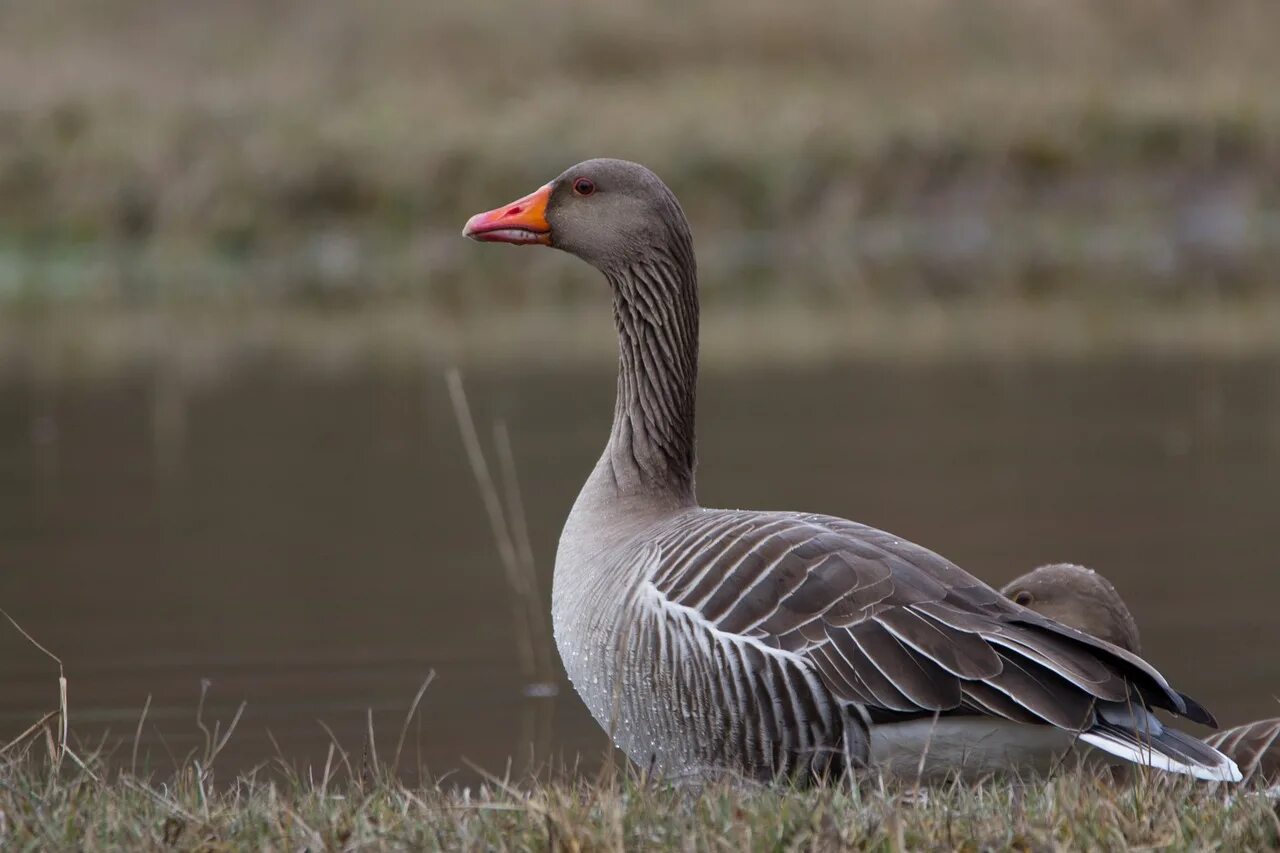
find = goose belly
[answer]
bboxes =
[552,570,847,781]
[869,718,1091,780]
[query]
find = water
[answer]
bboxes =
[2,354,1279,780]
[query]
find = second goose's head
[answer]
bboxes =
[1002,563,1142,654]
[462,159,693,276]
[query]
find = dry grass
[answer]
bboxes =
[2,728,1278,850]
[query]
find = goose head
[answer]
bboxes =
[1002,563,1142,654]
[462,158,692,274]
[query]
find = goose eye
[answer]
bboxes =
[1014,591,1034,607]
[573,178,595,196]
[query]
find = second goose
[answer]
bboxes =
[1005,563,1279,785]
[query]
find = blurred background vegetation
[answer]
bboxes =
[2,0,1279,365]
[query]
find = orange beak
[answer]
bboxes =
[462,183,553,245]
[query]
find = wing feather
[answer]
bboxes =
[825,628,919,712]
[875,607,1002,679]
[809,644,876,706]
[985,651,1095,730]
[961,682,1047,725]
[850,621,961,711]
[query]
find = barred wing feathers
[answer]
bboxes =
[645,509,1239,781]
[1206,718,1280,783]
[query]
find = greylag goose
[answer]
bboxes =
[463,158,1240,783]
[1002,564,1141,654]
[1005,564,1280,785]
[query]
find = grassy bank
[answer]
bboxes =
[2,1,1279,311]
[0,748,1276,850]
[2,618,1273,851]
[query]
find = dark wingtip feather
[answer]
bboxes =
[1178,691,1219,728]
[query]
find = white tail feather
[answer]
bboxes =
[1080,731,1243,782]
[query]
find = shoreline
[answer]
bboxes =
[4,299,1280,382]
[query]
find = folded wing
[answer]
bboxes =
[646,509,1239,781]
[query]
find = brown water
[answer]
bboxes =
[2,355,1279,780]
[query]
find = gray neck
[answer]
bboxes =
[599,249,699,505]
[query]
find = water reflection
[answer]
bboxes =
[1,354,1277,779]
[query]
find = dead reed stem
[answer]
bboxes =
[130,693,152,777]
[392,671,436,776]
[2,607,70,772]
[444,368,556,689]
[493,420,557,690]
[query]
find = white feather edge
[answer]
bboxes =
[1079,732,1243,782]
